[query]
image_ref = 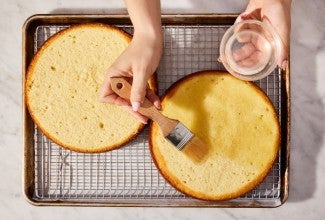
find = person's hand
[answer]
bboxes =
[235,0,292,70]
[99,31,163,124]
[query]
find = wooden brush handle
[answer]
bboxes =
[110,77,178,136]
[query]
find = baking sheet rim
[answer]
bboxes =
[22,13,290,207]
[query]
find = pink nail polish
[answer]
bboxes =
[154,102,161,110]
[132,102,140,111]
[281,60,287,71]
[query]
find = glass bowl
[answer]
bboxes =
[219,20,282,81]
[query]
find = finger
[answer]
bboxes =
[122,105,148,124]
[234,22,253,43]
[99,67,131,103]
[277,34,289,70]
[99,68,120,102]
[235,12,250,24]
[262,16,290,69]
[130,72,148,111]
[235,9,262,26]
[101,92,148,124]
[242,8,262,21]
[100,92,130,107]
[274,34,288,70]
[236,31,252,43]
[234,18,252,42]
[232,42,256,62]
[146,87,161,109]
[101,92,148,123]
[237,50,261,68]
[99,73,113,102]
[235,11,265,44]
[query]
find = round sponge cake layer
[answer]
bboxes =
[149,71,280,201]
[26,23,152,153]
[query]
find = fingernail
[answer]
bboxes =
[154,102,161,110]
[132,102,140,112]
[235,12,249,23]
[241,12,250,18]
[281,60,287,70]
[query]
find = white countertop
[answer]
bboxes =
[1,0,325,219]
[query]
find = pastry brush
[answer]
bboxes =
[110,77,208,163]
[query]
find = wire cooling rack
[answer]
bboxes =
[32,23,282,206]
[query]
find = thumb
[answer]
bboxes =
[235,8,262,24]
[277,34,289,70]
[235,12,250,24]
[262,16,290,70]
[130,72,148,112]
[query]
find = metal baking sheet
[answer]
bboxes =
[23,14,290,207]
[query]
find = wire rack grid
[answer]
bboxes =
[32,24,282,205]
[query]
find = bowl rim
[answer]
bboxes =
[219,19,282,81]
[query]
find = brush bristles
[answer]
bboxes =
[182,136,209,163]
